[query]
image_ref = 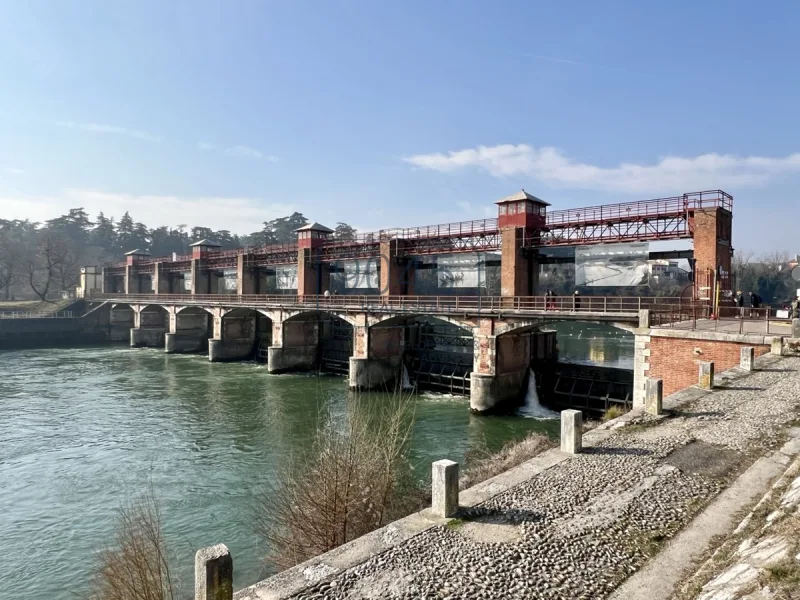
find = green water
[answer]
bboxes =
[1,323,631,599]
[1,346,557,599]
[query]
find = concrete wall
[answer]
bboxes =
[349,356,403,390]
[284,321,318,347]
[268,345,317,373]
[470,370,528,412]
[496,333,531,375]
[369,326,404,359]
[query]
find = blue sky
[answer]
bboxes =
[0,0,798,253]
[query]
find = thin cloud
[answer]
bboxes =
[5,167,25,175]
[225,145,280,162]
[403,144,800,193]
[0,189,296,234]
[56,121,163,143]
[198,142,215,151]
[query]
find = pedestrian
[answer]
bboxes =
[734,290,744,319]
[573,289,581,312]
[749,291,761,317]
[545,289,553,310]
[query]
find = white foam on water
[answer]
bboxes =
[401,364,414,390]
[518,370,559,419]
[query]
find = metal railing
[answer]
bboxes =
[546,190,732,227]
[88,293,700,318]
[0,311,74,319]
[652,305,791,335]
[105,189,733,269]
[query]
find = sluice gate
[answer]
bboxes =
[409,322,473,394]
[532,362,633,416]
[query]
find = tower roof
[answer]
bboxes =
[295,222,333,233]
[123,249,150,256]
[189,239,221,247]
[495,189,550,206]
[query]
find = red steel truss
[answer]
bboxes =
[110,190,732,272]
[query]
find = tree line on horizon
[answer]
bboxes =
[0,207,358,301]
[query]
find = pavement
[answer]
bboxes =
[236,354,800,600]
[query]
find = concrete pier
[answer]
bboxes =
[431,460,459,518]
[645,377,663,416]
[130,327,165,347]
[740,346,755,371]
[195,544,232,600]
[698,361,715,389]
[560,409,582,454]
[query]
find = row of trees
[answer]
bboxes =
[0,208,358,300]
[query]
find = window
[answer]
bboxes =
[525,202,533,213]
[499,204,507,215]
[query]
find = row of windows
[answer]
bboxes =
[498,201,547,216]
[298,230,331,240]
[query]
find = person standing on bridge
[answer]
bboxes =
[734,291,745,319]
[749,291,761,317]
[573,289,581,312]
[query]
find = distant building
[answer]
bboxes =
[648,260,688,280]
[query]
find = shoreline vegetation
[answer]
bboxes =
[87,391,565,598]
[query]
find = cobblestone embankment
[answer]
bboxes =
[237,355,800,600]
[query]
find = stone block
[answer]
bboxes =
[560,409,582,454]
[638,309,651,329]
[792,319,800,338]
[698,361,715,389]
[432,459,459,518]
[771,337,784,356]
[740,346,755,371]
[645,377,663,415]
[195,543,232,600]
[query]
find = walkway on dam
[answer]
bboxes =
[236,354,800,600]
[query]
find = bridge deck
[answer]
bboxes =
[91,294,699,323]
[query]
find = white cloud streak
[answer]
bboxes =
[403,144,800,193]
[5,167,25,175]
[198,142,215,151]
[56,121,163,143]
[0,189,296,234]
[225,145,280,162]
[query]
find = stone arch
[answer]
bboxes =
[282,309,358,328]
[176,305,214,316]
[369,313,475,333]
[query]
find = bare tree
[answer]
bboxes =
[27,232,61,301]
[0,234,22,300]
[254,393,419,571]
[87,486,177,600]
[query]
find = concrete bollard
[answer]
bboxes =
[792,318,800,339]
[560,409,583,454]
[698,361,715,389]
[771,337,784,356]
[740,346,755,371]
[432,460,459,518]
[644,377,663,415]
[195,544,233,600]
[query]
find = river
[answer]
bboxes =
[0,323,631,599]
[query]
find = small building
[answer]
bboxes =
[496,189,550,229]
[77,266,102,298]
[189,239,221,259]
[124,249,150,266]
[295,222,333,249]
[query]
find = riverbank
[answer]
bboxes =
[0,345,561,600]
[234,352,800,600]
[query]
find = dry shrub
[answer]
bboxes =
[88,487,177,600]
[602,404,628,422]
[459,432,554,490]
[255,392,419,571]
